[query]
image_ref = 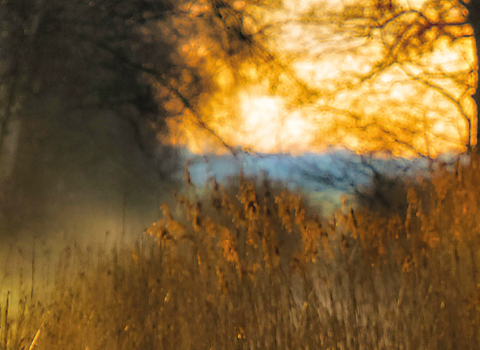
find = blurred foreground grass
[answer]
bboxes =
[3,154,480,349]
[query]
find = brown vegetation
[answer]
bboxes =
[2,155,480,349]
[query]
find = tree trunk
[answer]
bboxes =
[467,1,480,150]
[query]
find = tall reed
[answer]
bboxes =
[3,155,480,349]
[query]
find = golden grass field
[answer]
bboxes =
[2,154,480,349]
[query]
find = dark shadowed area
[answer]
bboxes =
[0,0,183,299]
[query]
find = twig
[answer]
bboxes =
[28,325,42,350]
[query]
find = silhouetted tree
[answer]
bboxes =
[159,0,476,157]
[463,0,480,147]
[0,0,477,232]
[0,0,187,235]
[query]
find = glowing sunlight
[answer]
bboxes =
[162,0,477,157]
[239,93,315,153]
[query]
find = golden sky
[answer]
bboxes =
[159,0,476,157]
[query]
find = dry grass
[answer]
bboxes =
[2,154,480,349]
